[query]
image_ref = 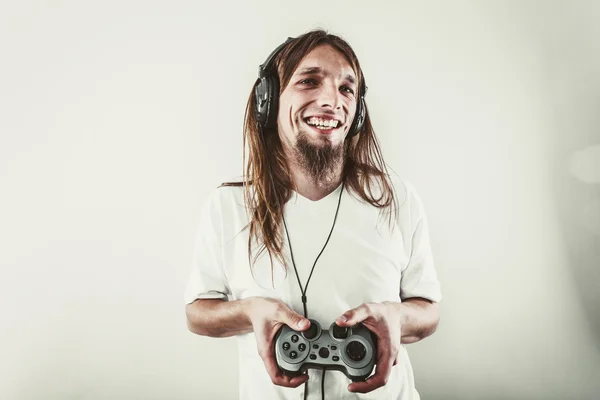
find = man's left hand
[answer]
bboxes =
[335,301,402,394]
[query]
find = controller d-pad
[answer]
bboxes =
[303,323,318,339]
[333,324,348,339]
[346,341,366,362]
[318,348,330,358]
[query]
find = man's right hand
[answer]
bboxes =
[244,297,311,388]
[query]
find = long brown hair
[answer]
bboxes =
[220,29,398,282]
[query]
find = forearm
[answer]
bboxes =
[185,298,254,338]
[389,298,440,344]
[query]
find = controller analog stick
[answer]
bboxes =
[318,347,330,358]
[303,323,318,339]
[333,324,348,339]
[346,341,367,362]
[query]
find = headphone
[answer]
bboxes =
[254,37,367,139]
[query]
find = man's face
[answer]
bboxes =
[276,44,358,182]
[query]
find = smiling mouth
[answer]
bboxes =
[302,118,343,134]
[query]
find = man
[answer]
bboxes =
[185,29,442,400]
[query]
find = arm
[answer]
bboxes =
[185,296,311,388]
[393,297,440,344]
[396,181,442,344]
[185,298,253,338]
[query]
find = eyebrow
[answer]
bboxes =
[296,67,356,86]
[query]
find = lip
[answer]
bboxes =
[304,115,343,126]
[302,119,342,135]
[302,115,344,135]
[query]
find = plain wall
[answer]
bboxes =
[1,1,599,399]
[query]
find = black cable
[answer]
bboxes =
[322,369,325,400]
[282,181,344,319]
[283,181,344,400]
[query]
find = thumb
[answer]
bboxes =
[278,305,310,331]
[336,304,369,327]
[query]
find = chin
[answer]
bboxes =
[301,133,335,148]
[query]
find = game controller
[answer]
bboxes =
[274,319,377,382]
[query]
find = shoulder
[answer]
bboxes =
[385,168,429,229]
[203,175,250,210]
[386,167,420,208]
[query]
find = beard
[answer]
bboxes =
[293,128,346,185]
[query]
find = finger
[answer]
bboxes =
[259,345,309,388]
[336,303,372,327]
[286,373,310,387]
[276,304,310,331]
[348,351,394,393]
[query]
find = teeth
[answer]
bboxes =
[306,117,339,128]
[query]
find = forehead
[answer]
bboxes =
[293,44,356,81]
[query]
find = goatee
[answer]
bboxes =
[294,129,346,185]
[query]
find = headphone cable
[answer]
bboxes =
[282,181,344,400]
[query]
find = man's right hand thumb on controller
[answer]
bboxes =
[279,306,310,331]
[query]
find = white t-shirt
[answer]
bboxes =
[185,173,442,400]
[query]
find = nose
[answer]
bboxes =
[317,82,342,110]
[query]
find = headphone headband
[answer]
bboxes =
[258,37,295,78]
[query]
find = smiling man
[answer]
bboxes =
[185,30,442,400]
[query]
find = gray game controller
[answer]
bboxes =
[274,319,377,382]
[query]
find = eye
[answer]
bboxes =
[299,78,318,85]
[341,86,355,95]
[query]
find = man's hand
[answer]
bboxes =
[245,297,311,388]
[335,301,402,394]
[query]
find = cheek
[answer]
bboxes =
[276,99,299,132]
[276,97,290,124]
[345,100,357,118]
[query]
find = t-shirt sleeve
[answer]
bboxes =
[400,181,442,303]
[184,188,232,305]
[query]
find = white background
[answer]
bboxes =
[1,1,599,399]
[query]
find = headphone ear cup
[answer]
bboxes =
[266,75,280,129]
[254,75,280,130]
[347,96,366,139]
[255,77,270,127]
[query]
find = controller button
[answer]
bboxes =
[318,348,330,358]
[303,323,318,339]
[291,335,299,343]
[333,325,348,339]
[332,356,339,361]
[313,344,319,349]
[290,351,298,359]
[331,345,337,350]
[283,342,290,350]
[346,341,367,362]
[310,354,317,360]
[298,343,306,351]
